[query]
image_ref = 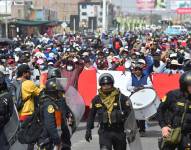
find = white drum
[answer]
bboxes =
[130,88,161,120]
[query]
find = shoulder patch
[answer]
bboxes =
[47,105,55,113]
[162,96,167,102]
[95,103,102,108]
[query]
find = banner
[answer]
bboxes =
[78,70,132,106]
[137,0,155,10]
[78,70,97,107]
[176,8,191,14]
[97,70,132,97]
[152,73,180,99]
[78,71,181,107]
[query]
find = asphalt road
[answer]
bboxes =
[71,121,161,150]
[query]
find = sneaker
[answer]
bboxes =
[139,131,146,137]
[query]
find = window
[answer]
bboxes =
[82,12,87,16]
[82,4,87,9]
[82,19,87,22]
[18,9,22,18]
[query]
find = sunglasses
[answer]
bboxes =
[134,68,142,71]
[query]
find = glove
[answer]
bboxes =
[53,144,61,150]
[85,130,92,142]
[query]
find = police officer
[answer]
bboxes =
[38,73,72,150]
[157,71,191,150]
[85,73,132,150]
[0,71,13,150]
[47,68,61,79]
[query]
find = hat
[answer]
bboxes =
[37,59,44,65]
[48,62,54,65]
[135,52,140,56]
[170,53,177,58]
[14,47,21,52]
[170,60,182,66]
[49,52,55,58]
[112,57,120,63]
[138,59,146,65]
[82,52,89,56]
[133,63,143,70]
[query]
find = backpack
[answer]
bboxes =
[12,80,24,111]
[17,105,43,144]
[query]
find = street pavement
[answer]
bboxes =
[71,121,161,150]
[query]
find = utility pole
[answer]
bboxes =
[73,17,76,34]
[5,0,8,38]
[102,0,106,31]
[91,19,94,32]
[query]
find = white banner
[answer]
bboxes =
[97,70,132,96]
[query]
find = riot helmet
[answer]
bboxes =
[99,73,114,86]
[47,68,61,79]
[179,71,191,92]
[45,78,64,92]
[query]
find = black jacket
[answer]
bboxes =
[157,89,191,132]
[40,96,70,145]
[87,92,132,131]
[0,91,13,150]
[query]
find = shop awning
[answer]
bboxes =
[12,19,61,26]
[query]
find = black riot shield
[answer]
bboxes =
[54,78,85,134]
[10,141,28,150]
[4,104,19,145]
[124,109,143,150]
[4,104,27,150]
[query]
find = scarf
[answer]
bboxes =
[98,88,119,124]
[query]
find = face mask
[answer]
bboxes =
[39,65,46,70]
[154,60,160,67]
[66,65,74,71]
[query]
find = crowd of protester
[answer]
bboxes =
[0,30,191,88]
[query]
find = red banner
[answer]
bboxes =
[78,71,181,106]
[176,8,191,14]
[78,70,97,107]
[152,73,180,99]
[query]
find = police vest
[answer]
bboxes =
[94,95,125,128]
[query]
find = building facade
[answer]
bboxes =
[79,2,102,29]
